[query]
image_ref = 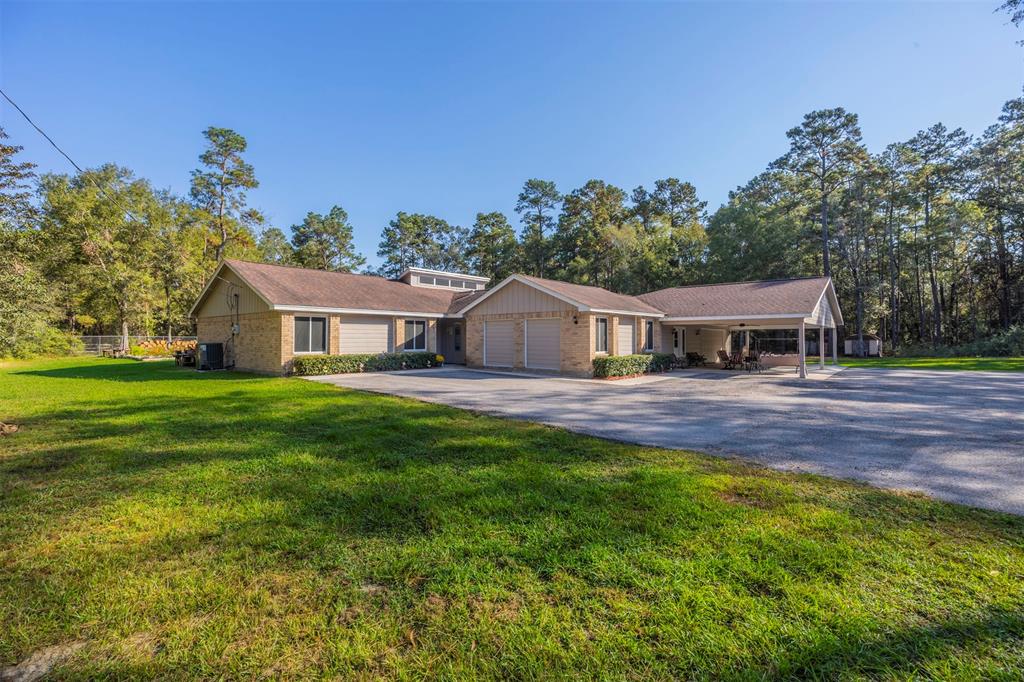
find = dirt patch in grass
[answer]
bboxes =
[1,641,86,682]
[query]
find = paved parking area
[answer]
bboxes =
[306,367,1024,515]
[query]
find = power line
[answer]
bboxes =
[0,87,145,224]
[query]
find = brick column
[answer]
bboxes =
[393,317,405,352]
[609,316,620,356]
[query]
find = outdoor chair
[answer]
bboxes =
[717,350,741,370]
[685,352,707,367]
[744,352,766,374]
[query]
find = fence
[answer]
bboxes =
[76,335,197,355]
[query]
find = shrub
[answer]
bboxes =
[592,353,675,378]
[292,352,442,376]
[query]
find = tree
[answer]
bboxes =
[39,165,167,345]
[290,205,366,272]
[515,179,561,277]
[553,180,634,288]
[0,127,56,358]
[466,211,520,281]
[905,123,971,343]
[376,212,466,277]
[775,108,864,277]
[651,178,708,283]
[189,127,262,267]
[257,227,294,264]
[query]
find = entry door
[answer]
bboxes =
[672,328,685,356]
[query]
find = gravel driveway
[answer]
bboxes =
[306,367,1024,515]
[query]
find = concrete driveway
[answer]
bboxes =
[306,367,1024,515]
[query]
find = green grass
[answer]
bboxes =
[1,357,1023,679]
[841,356,1024,371]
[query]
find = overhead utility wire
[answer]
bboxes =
[0,87,145,224]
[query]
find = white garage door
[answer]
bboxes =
[526,318,560,370]
[339,316,391,354]
[484,320,515,367]
[617,316,635,355]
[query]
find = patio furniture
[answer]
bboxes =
[685,352,707,367]
[744,352,765,374]
[174,349,196,367]
[717,350,742,370]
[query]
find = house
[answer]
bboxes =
[190,260,843,378]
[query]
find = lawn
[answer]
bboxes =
[841,356,1024,371]
[1,358,1023,679]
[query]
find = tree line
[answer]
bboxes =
[1,88,1022,357]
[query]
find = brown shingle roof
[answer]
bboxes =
[516,275,664,315]
[224,259,461,314]
[638,277,831,319]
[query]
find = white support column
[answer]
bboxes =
[818,325,825,369]
[798,320,807,378]
[831,326,838,366]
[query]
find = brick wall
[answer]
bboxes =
[465,310,595,377]
[197,311,286,375]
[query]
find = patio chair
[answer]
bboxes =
[744,351,766,374]
[685,352,707,367]
[717,349,741,370]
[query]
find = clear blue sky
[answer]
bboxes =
[1,1,1021,267]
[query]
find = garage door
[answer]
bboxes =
[526,318,560,370]
[617,316,635,355]
[484,320,515,367]
[339,316,391,354]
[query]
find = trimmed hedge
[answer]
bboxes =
[292,352,443,376]
[592,353,675,378]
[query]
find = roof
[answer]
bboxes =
[517,275,665,315]
[457,274,665,317]
[199,260,468,315]
[639,277,833,320]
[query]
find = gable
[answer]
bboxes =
[467,279,577,316]
[192,265,271,318]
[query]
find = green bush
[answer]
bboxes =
[292,352,442,376]
[592,353,675,378]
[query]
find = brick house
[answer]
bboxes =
[190,260,843,378]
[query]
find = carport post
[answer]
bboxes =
[818,325,825,369]
[798,320,807,379]
[831,327,838,365]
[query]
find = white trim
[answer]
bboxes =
[661,313,809,322]
[271,305,446,319]
[589,308,664,318]
[398,267,490,283]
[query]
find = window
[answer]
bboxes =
[404,320,427,351]
[595,317,608,353]
[294,316,327,353]
[435,277,450,287]
[644,320,654,351]
[419,275,435,286]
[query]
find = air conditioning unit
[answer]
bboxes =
[198,343,224,370]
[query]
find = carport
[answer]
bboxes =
[641,276,843,379]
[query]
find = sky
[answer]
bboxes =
[1,1,1022,268]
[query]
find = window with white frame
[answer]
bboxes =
[595,317,608,353]
[294,316,327,353]
[404,320,427,351]
[644,320,654,351]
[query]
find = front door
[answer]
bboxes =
[442,321,466,364]
[672,328,685,357]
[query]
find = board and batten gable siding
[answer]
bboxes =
[194,270,270,318]
[808,294,834,327]
[468,280,575,316]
